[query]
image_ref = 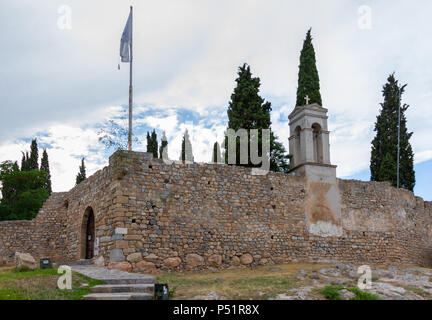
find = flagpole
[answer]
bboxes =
[397,87,401,188]
[128,6,133,151]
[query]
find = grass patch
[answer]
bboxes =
[404,286,429,298]
[348,287,380,300]
[320,285,343,300]
[157,263,330,300]
[0,267,104,300]
[319,285,380,300]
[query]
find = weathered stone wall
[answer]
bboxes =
[0,192,69,264]
[0,150,431,272]
[95,151,432,272]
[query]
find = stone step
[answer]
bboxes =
[90,283,154,294]
[57,259,94,267]
[83,292,153,300]
[103,277,156,285]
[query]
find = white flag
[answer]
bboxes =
[120,11,132,63]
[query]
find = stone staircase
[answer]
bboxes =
[65,261,156,300]
[85,283,155,300]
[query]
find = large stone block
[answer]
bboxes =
[240,253,253,265]
[15,252,37,269]
[144,254,159,262]
[186,254,204,267]
[208,254,222,267]
[109,248,125,262]
[127,252,142,263]
[163,257,182,268]
[135,261,156,273]
[107,261,132,272]
[231,256,240,266]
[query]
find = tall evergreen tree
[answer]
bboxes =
[370,73,415,191]
[40,149,52,195]
[21,152,28,171]
[146,130,159,158]
[151,129,158,159]
[180,129,194,162]
[270,137,291,173]
[21,151,31,171]
[159,132,168,159]
[224,63,290,172]
[146,132,152,153]
[75,158,87,185]
[28,139,39,170]
[212,142,222,163]
[296,28,322,106]
[26,152,30,169]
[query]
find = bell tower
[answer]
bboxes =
[288,99,336,181]
[288,98,342,237]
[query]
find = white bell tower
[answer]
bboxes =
[288,99,337,182]
[288,98,342,237]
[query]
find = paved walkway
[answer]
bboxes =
[68,264,156,300]
[70,265,155,284]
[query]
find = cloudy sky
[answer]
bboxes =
[0,0,431,200]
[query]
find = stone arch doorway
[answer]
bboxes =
[81,207,95,260]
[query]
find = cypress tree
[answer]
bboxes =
[224,63,290,172]
[28,139,39,170]
[21,152,27,171]
[370,73,415,191]
[212,142,222,163]
[21,151,31,171]
[151,129,158,159]
[159,132,168,159]
[181,129,194,162]
[296,28,322,106]
[270,137,291,173]
[146,132,152,153]
[25,152,30,171]
[40,149,52,195]
[146,130,159,158]
[75,158,87,185]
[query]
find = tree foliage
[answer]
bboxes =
[0,161,49,221]
[75,158,87,185]
[146,130,158,158]
[370,73,415,191]
[40,149,52,195]
[296,28,322,106]
[28,139,39,170]
[98,107,140,152]
[21,151,30,171]
[212,142,222,163]
[223,63,290,172]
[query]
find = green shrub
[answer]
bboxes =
[13,266,33,273]
[168,286,176,299]
[348,287,380,300]
[320,285,343,300]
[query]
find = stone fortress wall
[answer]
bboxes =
[1,150,431,272]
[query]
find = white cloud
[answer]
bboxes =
[1,0,432,193]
